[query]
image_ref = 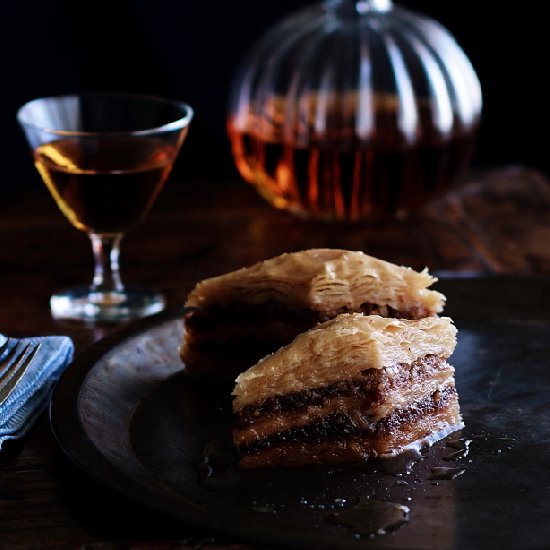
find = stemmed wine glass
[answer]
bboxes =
[17,93,193,322]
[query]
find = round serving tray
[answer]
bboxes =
[50,276,550,549]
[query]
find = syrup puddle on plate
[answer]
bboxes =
[193,432,512,540]
[195,440,240,491]
[325,498,410,538]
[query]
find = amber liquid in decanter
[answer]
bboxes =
[228,95,478,222]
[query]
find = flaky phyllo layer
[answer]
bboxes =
[232,314,462,468]
[181,249,446,377]
[233,314,456,410]
[186,249,445,314]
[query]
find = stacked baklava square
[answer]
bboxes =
[181,249,462,468]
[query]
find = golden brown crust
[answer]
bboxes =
[232,314,457,411]
[185,249,445,314]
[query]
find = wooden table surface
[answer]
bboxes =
[1,166,549,549]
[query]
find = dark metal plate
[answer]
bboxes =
[50,276,550,549]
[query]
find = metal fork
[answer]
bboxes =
[0,339,42,407]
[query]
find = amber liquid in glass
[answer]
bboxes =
[34,138,177,234]
[228,100,478,222]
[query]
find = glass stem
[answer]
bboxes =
[90,234,124,293]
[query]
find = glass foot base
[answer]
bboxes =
[50,286,165,322]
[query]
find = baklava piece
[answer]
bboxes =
[233,314,462,468]
[181,249,445,377]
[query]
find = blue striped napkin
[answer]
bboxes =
[0,334,74,448]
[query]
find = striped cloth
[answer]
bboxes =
[0,334,74,448]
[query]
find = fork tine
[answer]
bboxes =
[0,344,29,385]
[0,337,10,357]
[0,343,41,405]
[0,341,22,378]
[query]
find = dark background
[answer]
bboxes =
[2,0,547,188]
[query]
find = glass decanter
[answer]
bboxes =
[228,0,482,222]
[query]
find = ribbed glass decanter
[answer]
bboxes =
[228,0,482,221]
